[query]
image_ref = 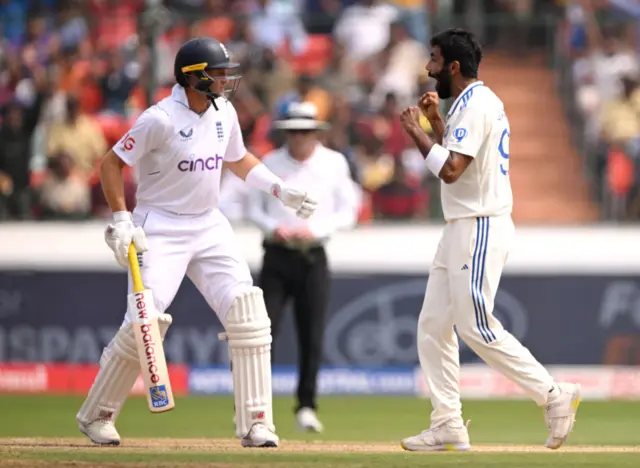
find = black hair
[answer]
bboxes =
[430,28,483,78]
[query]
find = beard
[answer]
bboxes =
[434,68,453,100]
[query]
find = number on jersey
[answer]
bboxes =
[498,128,510,175]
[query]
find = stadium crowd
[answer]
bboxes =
[560,0,640,220]
[0,0,590,224]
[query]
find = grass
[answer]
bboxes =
[0,395,639,467]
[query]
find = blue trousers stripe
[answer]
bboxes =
[471,217,495,343]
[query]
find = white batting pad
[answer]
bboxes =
[76,314,172,425]
[223,287,274,438]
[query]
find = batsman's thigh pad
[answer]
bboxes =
[121,208,194,328]
[223,287,274,438]
[187,211,254,323]
[77,314,172,425]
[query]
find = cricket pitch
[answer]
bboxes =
[1,437,639,452]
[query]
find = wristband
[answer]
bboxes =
[245,163,284,196]
[113,211,132,222]
[425,144,449,177]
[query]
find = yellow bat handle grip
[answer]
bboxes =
[127,243,145,293]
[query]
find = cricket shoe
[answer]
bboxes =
[297,407,323,433]
[544,383,582,449]
[401,420,471,452]
[78,418,121,446]
[241,423,279,448]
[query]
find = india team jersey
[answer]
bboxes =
[441,81,513,221]
[112,85,246,215]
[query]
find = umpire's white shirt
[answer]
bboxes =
[113,84,246,215]
[247,144,360,242]
[441,81,513,221]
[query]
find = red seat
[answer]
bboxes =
[281,34,333,76]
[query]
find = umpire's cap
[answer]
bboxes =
[174,37,241,101]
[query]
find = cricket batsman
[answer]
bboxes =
[398,28,581,451]
[75,37,317,448]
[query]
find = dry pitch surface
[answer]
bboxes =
[2,438,640,468]
[1,437,639,452]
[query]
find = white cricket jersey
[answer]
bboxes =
[441,81,513,221]
[247,143,360,241]
[112,85,246,215]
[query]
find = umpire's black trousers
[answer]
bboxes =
[259,242,329,412]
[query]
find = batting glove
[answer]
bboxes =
[273,184,318,219]
[104,211,149,268]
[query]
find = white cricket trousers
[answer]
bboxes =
[118,205,253,330]
[418,215,555,427]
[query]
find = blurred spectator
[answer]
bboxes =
[37,151,91,221]
[601,75,640,150]
[325,95,359,179]
[191,0,235,43]
[315,42,360,102]
[388,0,430,45]
[0,82,46,220]
[371,157,427,220]
[46,95,107,177]
[368,20,428,110]
[227,16,264,70]
[305,0,342,35]
[57,0,89,51]
[96,51,139,116]
[0,103,33,220]
[0,0,29,47]
[354,135,394,193]
[560,0,640,220]
[0,54,20,109]
[234,80,267,143]
[575,2,638,105]
[249,0,309,56]
[497,0,535,55]
[334,0,399,61]
[54,46,103,114]
[357,92,409,159]
[88,0,140,53]
[17,11,58,68]
[248,48,296,110]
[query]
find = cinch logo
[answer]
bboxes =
[178,155,223,172]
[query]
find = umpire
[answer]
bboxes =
[247,102,360,432]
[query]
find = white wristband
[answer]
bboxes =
[245,163,284,196]
[425,144,450,178]
[113,211,132,222]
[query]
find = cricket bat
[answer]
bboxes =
[127,243,175,413]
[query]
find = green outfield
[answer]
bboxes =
[1,395,639,467]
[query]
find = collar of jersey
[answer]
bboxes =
[447,81,484,119]
[163,84,203,135]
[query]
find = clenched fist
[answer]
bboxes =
[418,92,441,121]
[104,211,149,268]
[400,106,422,134]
